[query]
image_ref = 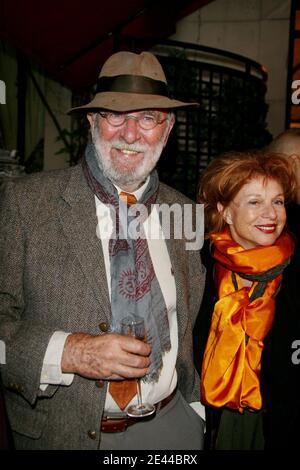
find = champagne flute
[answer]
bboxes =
[120,315,155,418]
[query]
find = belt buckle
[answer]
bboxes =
[102,415,129,433]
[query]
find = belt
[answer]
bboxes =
[101,388,177,433]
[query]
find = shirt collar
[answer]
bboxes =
[114,176,150,202]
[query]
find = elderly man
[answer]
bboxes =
[0,51,205,450]
[262,129,300,449]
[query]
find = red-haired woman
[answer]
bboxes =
[195,151,297,449]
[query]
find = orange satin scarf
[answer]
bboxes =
[201,229,294,413]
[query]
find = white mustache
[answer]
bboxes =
[112,142,148,153]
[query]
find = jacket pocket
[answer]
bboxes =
[6,394,47,439]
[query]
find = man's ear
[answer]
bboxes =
[86,112,94,127]
[290,153,300,168]
[163,114,175,147]
[217,202,233,225]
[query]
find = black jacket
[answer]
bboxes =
[194,203,300,449]
[262,203,300,449]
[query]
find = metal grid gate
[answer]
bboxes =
[154,40,271,199]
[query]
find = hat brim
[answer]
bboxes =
[68,92,199,114]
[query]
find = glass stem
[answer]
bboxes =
[136,379,142,407]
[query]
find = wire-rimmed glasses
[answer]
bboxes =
[98,111,168,130]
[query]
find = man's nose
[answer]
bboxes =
[119,117,141,143]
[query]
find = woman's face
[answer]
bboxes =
[219,177,286,249]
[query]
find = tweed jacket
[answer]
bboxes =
[0,164,205,449]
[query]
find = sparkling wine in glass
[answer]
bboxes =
[120,315,155,418]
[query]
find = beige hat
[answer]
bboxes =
[68,51,199,113]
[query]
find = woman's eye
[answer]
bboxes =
[249,200,259,205]
[274,199,284,205]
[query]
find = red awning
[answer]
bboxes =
[0,0,214,90]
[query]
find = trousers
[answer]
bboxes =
[99,390,205,450]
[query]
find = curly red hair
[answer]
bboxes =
[198,151,297,234]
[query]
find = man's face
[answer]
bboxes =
[87,110,174,191]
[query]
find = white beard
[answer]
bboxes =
[91,118,168,189]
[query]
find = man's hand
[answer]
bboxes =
[61,333,151,380]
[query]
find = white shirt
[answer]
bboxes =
[100,180,177,410]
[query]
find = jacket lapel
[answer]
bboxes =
[157,186,189,344]
[165,237,188,344]
[58,165,111,321]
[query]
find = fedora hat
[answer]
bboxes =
[68,51,199,113]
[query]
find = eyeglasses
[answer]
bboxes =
[98,111,168,130]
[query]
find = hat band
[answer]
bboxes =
[96,75,169,97]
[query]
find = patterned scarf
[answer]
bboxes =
[82,144,171,382]
[201,228,294,412]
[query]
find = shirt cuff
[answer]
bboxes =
[40,331,74,391]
